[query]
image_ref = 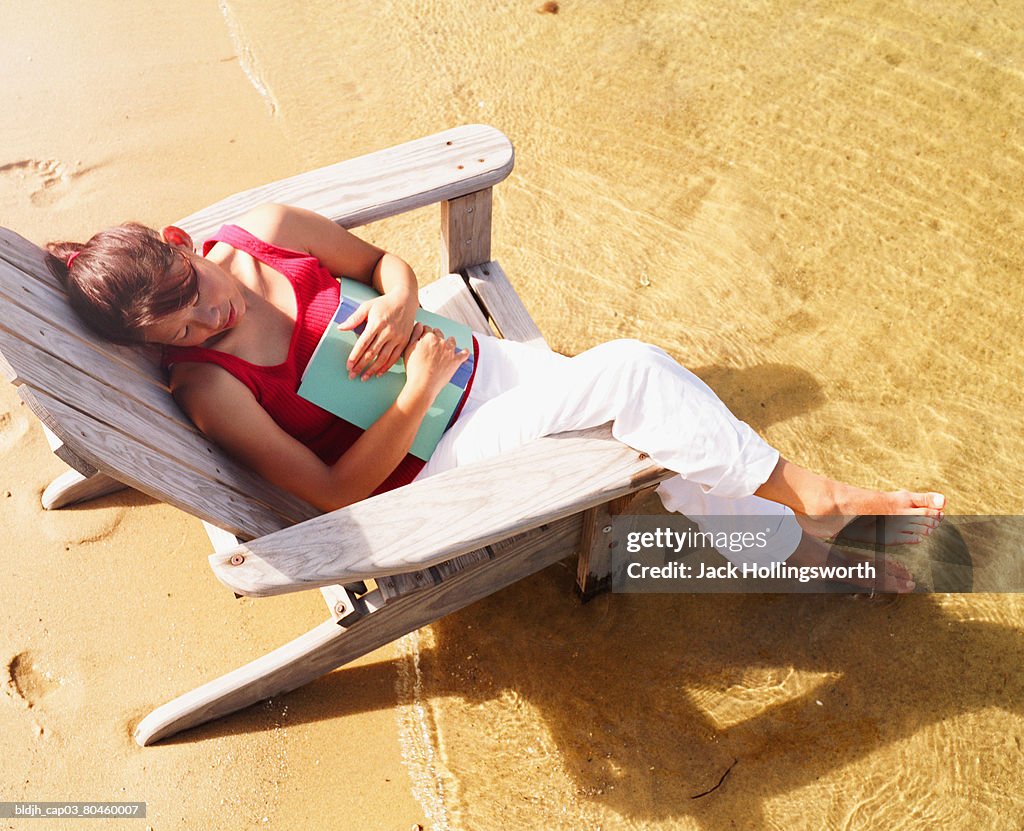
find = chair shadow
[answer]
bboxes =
[146,361,1023,825]
[172,553,1024,826]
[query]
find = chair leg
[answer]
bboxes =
[575,486,659,601]
[41,468,127,510]
[134,516,581,745]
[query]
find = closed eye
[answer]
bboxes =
[178,286,201,342]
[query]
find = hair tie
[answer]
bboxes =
[66,251,81,269]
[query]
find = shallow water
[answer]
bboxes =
[2,0,1021,826]
[226,0,1023,509]
[214,1,1024,827]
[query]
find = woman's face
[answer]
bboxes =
[142,251,246,347]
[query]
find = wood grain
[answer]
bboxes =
[210,424,673,595]
[441,188,493,275]
[465,261,548,348]
[176,125,514,241]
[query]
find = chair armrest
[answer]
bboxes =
[176,124,514,240]
[209,424,673,597]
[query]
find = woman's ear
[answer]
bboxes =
[161,225,196,252]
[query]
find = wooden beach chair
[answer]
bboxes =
[0,125,672,746]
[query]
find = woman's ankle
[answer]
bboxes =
[755,457,844,517]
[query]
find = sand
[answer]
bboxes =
[2,0,1023,828]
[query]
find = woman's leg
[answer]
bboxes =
[754,457,944,541]
[419,336,944,541]
[655,475,803,565]
[658,477,918,591]
[421,337,778,497]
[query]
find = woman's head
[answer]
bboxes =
[46,223,200,346]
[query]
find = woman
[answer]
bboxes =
[48,203,945,590]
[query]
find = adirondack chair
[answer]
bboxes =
[0,125,673,746]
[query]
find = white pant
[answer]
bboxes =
[414,335,802,565]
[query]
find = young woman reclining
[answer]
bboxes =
[47,203,945,591]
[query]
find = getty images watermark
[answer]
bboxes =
[609,515,1023,593]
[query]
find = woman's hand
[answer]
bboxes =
[401,322,471,401]
[337,290,419,380]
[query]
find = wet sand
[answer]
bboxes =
[2,0,1023,828]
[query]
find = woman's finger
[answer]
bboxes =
[361,335,398,379]
[374,342,403,377]
[348,327,377,374]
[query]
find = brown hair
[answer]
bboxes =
[45,223,199,345]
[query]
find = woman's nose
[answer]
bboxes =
[200,305,220,329]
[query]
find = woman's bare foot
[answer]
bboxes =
[786,533,917,593]
[754,458,945,543]
[834,512,939,546]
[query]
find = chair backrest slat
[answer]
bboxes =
[4,322,318,520]
[22,388,304,538]
[0,271,193,430]
[0,237,169,387]
[0,230,320,537]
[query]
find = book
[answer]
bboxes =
[297,278,475,461]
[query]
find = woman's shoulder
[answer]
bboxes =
[215,202,386,286]
[169,359,258,420]
[228,204,317,254]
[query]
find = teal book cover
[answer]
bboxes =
[297,279,475,461]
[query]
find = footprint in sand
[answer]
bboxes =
[0,159,77,208]
[0,407,30,454]
[5,651,61,709]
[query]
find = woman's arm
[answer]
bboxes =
[170,323,469,512]
[239,203,419,380]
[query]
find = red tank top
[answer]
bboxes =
[161,224,478,496]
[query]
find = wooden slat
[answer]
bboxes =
[0,236,171,386]
[3,327,318,521]
[42,425,100,479]
[22,389,313,539]
[376,568,440,602]
[210,424,673,596]
[176,125,514,241]
[0,233,171,495]
[419,274,493,334]
[0,300,195,434]
[0,235,321,530]
[135,514,580,746]
[486,516,585,565]
[441,188,493,275]
[377,548,494,603]
[0,227,65,292]
[41,469,126,510]
[465,261,547,348]
[434,548,494,580]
